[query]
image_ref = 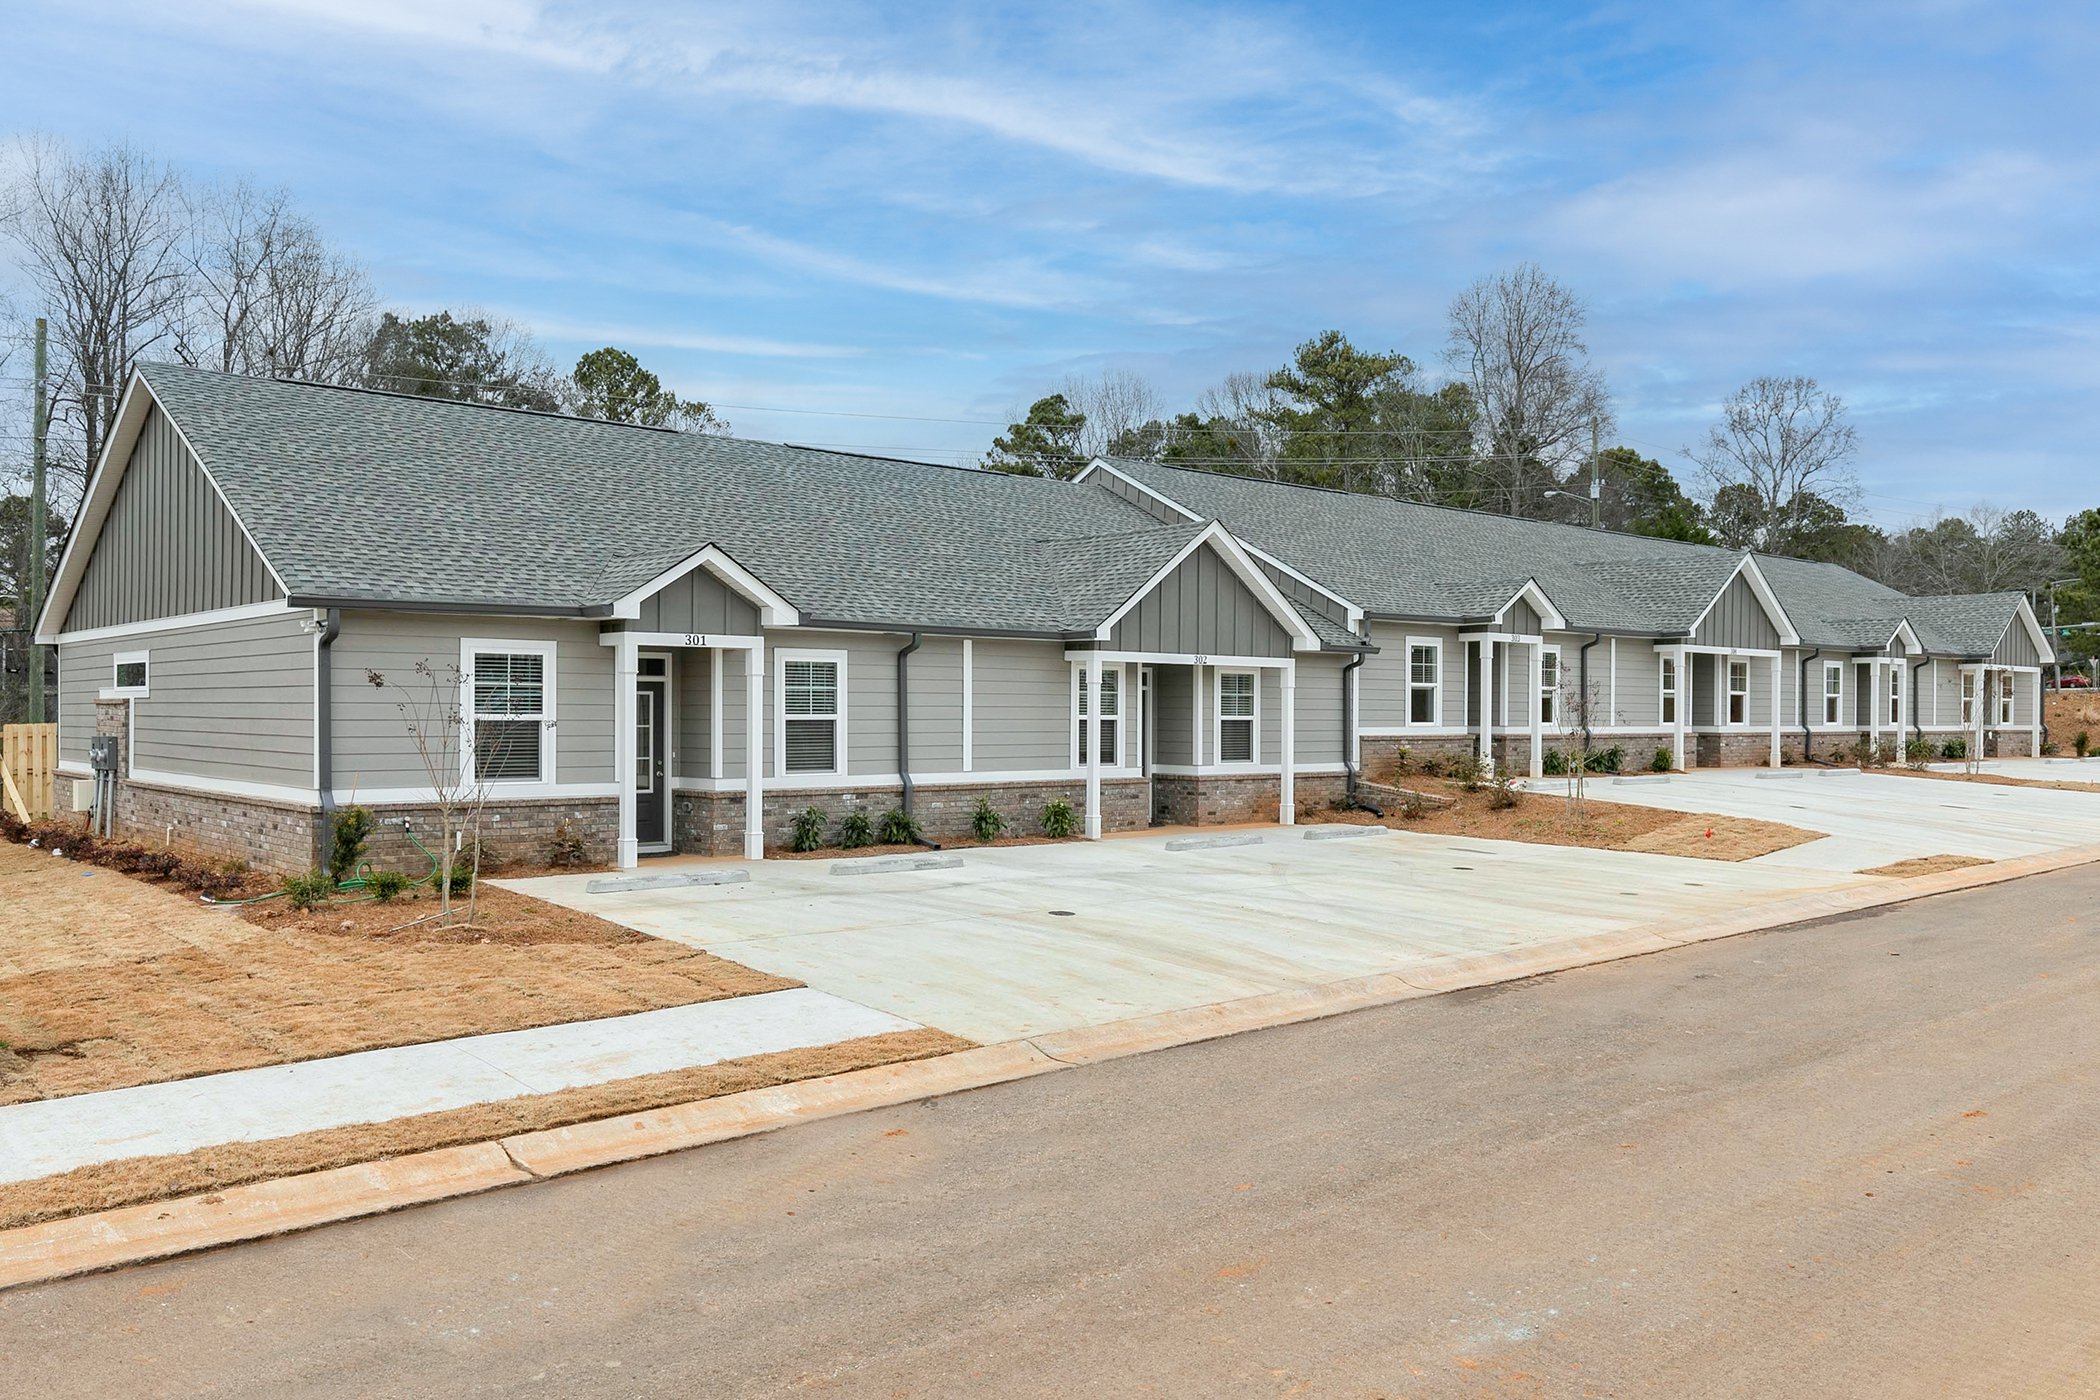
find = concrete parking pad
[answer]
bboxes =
[504,831,1863,1043]
[1527,767,2100,873]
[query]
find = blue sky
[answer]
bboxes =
[4,0,2097,525]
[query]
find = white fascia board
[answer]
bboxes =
[2011,596,2056,665]
[606,543,800,627]
[1074,459,1202,522]
[1238,541,1365,632]
[53,599,299,646]
[1091,522,1323,653]
[1493,578,1567,632]
[1891,619,1923,654]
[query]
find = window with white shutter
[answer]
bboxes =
[466,645,552,782]
[1217,671,1256,763]
[781,656,842,773]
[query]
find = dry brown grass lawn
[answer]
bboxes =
[0,842,794,1105]
[1860,854,1995,878]
[1324,778,1820,862]
[0,1027,968,1232]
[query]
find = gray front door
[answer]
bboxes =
[636,676,669,849]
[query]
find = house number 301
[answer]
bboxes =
[682,634,711,647]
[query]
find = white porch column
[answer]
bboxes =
[613,633,639,870]
[1192,663,1205,767]
[1476,640,1495,772]
[1084,661,1103,840]
[1768,653,1783,768]
[2031,671,2043,756]
[744,638,764,860]
[1867,657,1881,756]
[708,648,723,780]
[1671,646,1688,771]
[1278,660,1296,824]
[1969,663,1987,758]
[1527,641,1544,778]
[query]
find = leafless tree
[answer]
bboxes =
[1689,375,1859,546]
[1874,504,2063,597]
[1191,370,1287,476]
[1446,263,1611,517]
[1059,368,1162,459]
[1,139,192,509]
[184,181,375,383]
[1552,664,1612,821]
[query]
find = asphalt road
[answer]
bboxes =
[6,866,2099,1399]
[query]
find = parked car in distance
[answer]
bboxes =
[2057,674,2092,689]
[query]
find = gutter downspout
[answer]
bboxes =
[1577,631,1603,751]
[1342,650,1379,815]
[315,608,341,862]
[896,633,939,849]
[1797,647,1822,764]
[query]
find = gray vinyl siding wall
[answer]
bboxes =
[1359,621,1463,729]
[329,611,613,791]
[1503,599,1541,636]
[1691,574,1780,651]
[906,637,965,773]
[58,609,314,786]
[631,570,760,636]
[674,649,712,779]
[1292,657,1345,764]
[1257,561,1352,632]
[1091,471,1191,525]
[1991,619,2041,668]
[1108,545,1293,658]
[969,638,1072,773]
[1152,664,1193,765]
[65,404,281,631]
[1684,650,1775,728]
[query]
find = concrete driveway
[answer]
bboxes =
[505,829,1862,1043]
[1527,767,2100,874]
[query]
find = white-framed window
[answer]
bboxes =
[1887,663,1903,726]
[1074,663,1121,767]
[1407,640,1440,725]
[1997,671,2015,725]
[1822,662,1843,725]
[1726,659,1749,725]
[1960,670,1978,726]
[1216,670,1258,763]
[462,639,555,783]
[1660,655,1678,725]
[1538,647,1560,725]
[111,650,150,698]
[776,649,846,775]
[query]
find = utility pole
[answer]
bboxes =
[1587,415,1601,529]
[27,317,48,723]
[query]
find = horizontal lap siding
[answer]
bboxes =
[1292,658,1344,764]
[330,612,612,789]
[905,637,964,773]
[717,630,949,780]
[1360,622,1462,728]
[1692,574,1779,651]
[65,405,281,631]
[674,649,712,779]
[1614,644,1664,727]
[971,639,1070,773]
[1109,546,1292,658]
[1152,665,1193,765]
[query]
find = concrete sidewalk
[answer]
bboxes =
[0,988,918,1185]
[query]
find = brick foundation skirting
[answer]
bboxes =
[674,776,1153,855]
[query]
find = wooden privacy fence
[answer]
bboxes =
[3,722,57,821]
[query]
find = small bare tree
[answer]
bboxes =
[185,181,376,383]
[1060,368,1163,460]
[1691,376,1859,550]
[1553,662,1613,822]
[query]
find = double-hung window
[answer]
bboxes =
[1217,671,1257,763]
[1960,670,1978,726]
[1407,643,1439,725]
[1075,664,1119,766]
[1822,662,1843,725]
[1888,664,1903,726]
[1997,672,2015,725]
[466,643,552,782]
[1538,648,1560,725]
[1659,656,1679,725]
[1727,659,1749,725]
[780,654,844,774]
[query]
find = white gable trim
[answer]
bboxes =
[2003,597,2056,665]
[1075,458,1202,523]
[1493,579,1568,632]
[1891,618,1923,654]
[1690,555,1801,649]
[1092,521,1323,653]
[607,543,800,627]
[35,371,291,643]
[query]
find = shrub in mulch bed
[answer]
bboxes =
[4,814,269,899]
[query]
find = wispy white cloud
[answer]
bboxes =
[521,315,864,358]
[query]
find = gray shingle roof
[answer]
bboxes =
[140,365,1223,637]
[1899,593,2025,657]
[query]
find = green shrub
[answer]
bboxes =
[791,806,827,853]
[1940,736,1968,761]
[2042,738,2060,756]
[970,797,1004,843]
[877,807,923,845]
[1396,788,1427,821]
[1449,753,1485,791]
[2076,730,2091,758]
[837,810,874,848]
[1650,746,1673,773]
[283,870,334,910]
[1585,745,1625,775]
[327,805,374,884]
[1541,748,1569,776]
[367,869,412,902]
[1390,745,1412,775]
[1874,738,1899,768]
[1486,773,1522,810]
[1040,799,1077,838]
[1904,737,1933,769]
[441,863,475,896]
[546,819,590,867]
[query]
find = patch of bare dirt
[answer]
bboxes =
[1860,854,1995,878]
[0,1027,969,1232]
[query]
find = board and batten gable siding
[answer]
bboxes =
[1358,621,1464,729]
[1502,598,1542,636]
[329,612,613,790]
[1691,573,1780,652]
[631,570,761,636]
[64,405,282,632]
[1108,544,1294,658]
[58,609,314,786]
[1991,617,2041,669]
[1089,471,1190,525]
[1256,561,1352,632]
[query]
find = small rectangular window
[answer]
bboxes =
[1960,670,1977,725]
[1823,663,1842,725]
[469,649,548,782]
[1888,664,1903,725]
[1727,660,1749,725]
[1217,671,1256,763]
[1660,656,1678,725]
[783,658,842,773]
[112,651,149,696]
[1076,665,1120,766]
[1997,672,2014,725]
[1539,650,1559,725]
[1408,643,1439,725]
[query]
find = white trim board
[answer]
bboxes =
[606,545,799,628]
[52,599,300,646]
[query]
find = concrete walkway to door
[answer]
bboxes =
[502,829,1866,1044]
